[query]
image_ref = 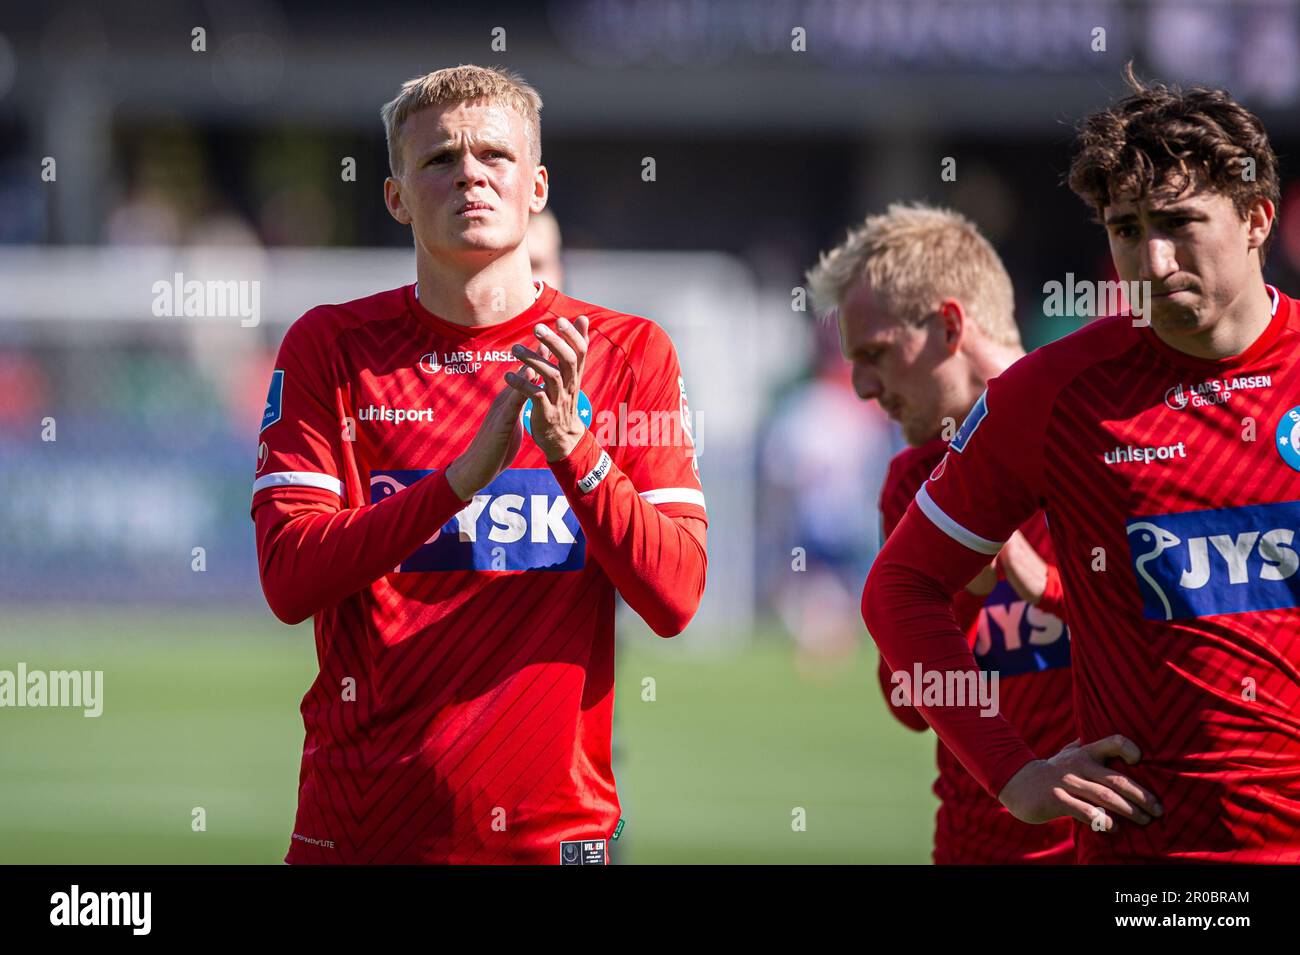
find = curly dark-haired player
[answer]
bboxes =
[864,66,1300,863]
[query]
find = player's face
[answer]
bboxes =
[386,101,547,262]
[837,279,948,445]
[1103,182,1267,335]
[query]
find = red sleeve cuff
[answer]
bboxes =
[1036,563,1068,620]
[547,429,605,491]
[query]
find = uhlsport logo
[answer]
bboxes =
[358,404,434,425]
[1277,405,1300,472]
[971,581,1070,676]
[371,469,584,571]
[1126,500,1300,621]
[1102,441,1188,466]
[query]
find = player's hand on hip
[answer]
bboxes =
[997,735,1162,830]
[445,380,528,500]
[997,530,1048,604]
[506,315,590,462]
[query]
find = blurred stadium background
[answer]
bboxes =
[2,0,1300,863]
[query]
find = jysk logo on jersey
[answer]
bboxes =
[972,581,1071,676]
[261,370,284,432]
[370,469,584,572]
[950,390,988,454]
[1126,500,1300,621]
[1277,405,1300,472]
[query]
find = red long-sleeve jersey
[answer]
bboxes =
[864,286,1300,863]
[874,438,1074,864]
[251,280,707,864]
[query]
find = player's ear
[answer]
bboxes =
[1245,195,1274,253]
[939,299,965,354]
[384,176,412,226]
[529,165,549,215]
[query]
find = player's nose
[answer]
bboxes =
[853,365,882,402]
[454,155,489,189]
[1140,236,1179,282]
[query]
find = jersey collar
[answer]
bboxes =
[407,280,557,341]
[1139,283,1290,373]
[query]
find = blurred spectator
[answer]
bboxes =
[759,318,893,675]
[0,351,50,434]
[527,208,564,288]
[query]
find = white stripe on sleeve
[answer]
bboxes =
[253,471,345,498]
[914,484,1003,555]
[639,487,707,511]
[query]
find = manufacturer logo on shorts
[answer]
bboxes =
[1277,405,1300,472]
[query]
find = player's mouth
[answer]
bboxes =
[1152,286,1194,298]
[457,200,493,217]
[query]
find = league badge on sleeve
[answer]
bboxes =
[1277,405,1300,472]
[261,369,285,433]
[949,389,988,453]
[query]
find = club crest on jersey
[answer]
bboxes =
[972,581,1071,676]
[1125,501,1300,621]
[1277,405,1300,472]
[370,469,585,572]
[949,390,988,454]
[522,390,593,436]
[260,370,284,432]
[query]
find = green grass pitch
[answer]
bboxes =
[0,610,936,864]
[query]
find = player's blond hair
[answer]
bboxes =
[381,65,543,177]
[806,203,1021,349]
